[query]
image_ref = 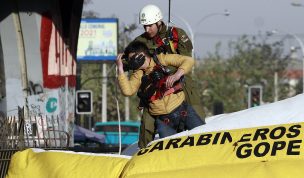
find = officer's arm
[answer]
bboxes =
[177,28,193,57]
[161,54,194,75]
[165,68,185,88]
[162,53,194,88]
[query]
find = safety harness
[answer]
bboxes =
[148,54,183,102]
[137,54,183,108]
[153,26,179,54]
[157,102,188,132]
[137,54,187,132]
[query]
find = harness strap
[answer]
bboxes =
[154,34,164,46]
[152,54,171,74]
[150,82,183,102]
[168,27,178,53]
[153,26,179,54]
[155,102,188,132]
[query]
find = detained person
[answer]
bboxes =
[116,41,204,138]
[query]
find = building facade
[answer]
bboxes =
[0,0,84,144]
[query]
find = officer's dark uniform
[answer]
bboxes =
[133,23,205,148]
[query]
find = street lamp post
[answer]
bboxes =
[269,30,304,93]
[291,1,304,93]
[172,10,230,58]
[288,34,304,93]
[193,10,230,58]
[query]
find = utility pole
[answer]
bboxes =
[274,71,279,102]
[102,63,107,122]
[274,59,279,102]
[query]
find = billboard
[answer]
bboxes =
[77,18,118,61]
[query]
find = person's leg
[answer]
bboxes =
[138,109,155,148]
[185,104,205,130]
[155,119,177,138]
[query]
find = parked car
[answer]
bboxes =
[94,121,140,152]
[72,125,106,153]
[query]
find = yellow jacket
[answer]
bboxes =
[118,53,194,115]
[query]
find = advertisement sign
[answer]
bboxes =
[77,18,118,61]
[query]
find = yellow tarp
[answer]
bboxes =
[121,122,304,178]
[6,149,130,178]
[6,122,304,178]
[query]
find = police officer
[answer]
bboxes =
[134,4,193,56]
[132,4,206,148]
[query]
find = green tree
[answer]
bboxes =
[82,0,99,18]
[196,35,292,115]
[196,44,245,114]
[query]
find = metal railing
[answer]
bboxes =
[0,110,70,178]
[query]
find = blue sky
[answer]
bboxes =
[85,0,304,58]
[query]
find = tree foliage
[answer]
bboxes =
[82,0,99,18]
[196,35,293,115]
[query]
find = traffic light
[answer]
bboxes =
[248,86,262,108]
[76,90,93,114]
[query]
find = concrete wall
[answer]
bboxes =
[0,0,83,144]
[0,36,5,112]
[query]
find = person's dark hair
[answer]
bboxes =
[124,41,152,58]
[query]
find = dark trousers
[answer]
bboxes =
[154,102,205,138]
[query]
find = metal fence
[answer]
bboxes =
[0,110,70,178]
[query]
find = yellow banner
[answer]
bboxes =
[121,122,304,178]
[6,122,304,178]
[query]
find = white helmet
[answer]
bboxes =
[139,4,163,25]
